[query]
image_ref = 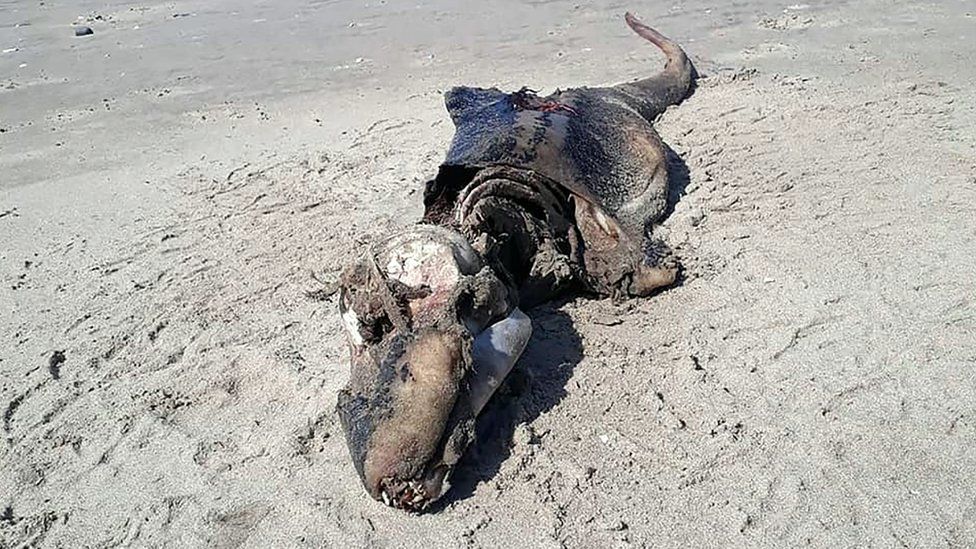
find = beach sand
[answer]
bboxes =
[2,0,975,546]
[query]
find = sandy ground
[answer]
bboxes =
[2,0,976,547]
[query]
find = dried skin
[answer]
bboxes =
[336,13,693,511]
[336,227,513,505]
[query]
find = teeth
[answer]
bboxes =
[378,478,433,511]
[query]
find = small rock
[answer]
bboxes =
[49,350,65,379]
[513,424,539,446]
[593,316,623,327]
[600,519,628,531]
[74,26,94,37]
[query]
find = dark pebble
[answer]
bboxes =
[49,350,66,379]
[74,26,94,37]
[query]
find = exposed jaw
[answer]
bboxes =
[379,464,451,512]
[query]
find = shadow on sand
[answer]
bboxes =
[435,300,583,507]
[664,143,692,218]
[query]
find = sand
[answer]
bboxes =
[2,0,975,547]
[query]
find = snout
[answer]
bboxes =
[336,225,527,511]
[341,328,468,504]
[338,308,533,512]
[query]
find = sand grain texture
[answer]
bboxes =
[2,0,975,547]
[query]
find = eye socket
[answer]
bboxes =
[387,279,433,302]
